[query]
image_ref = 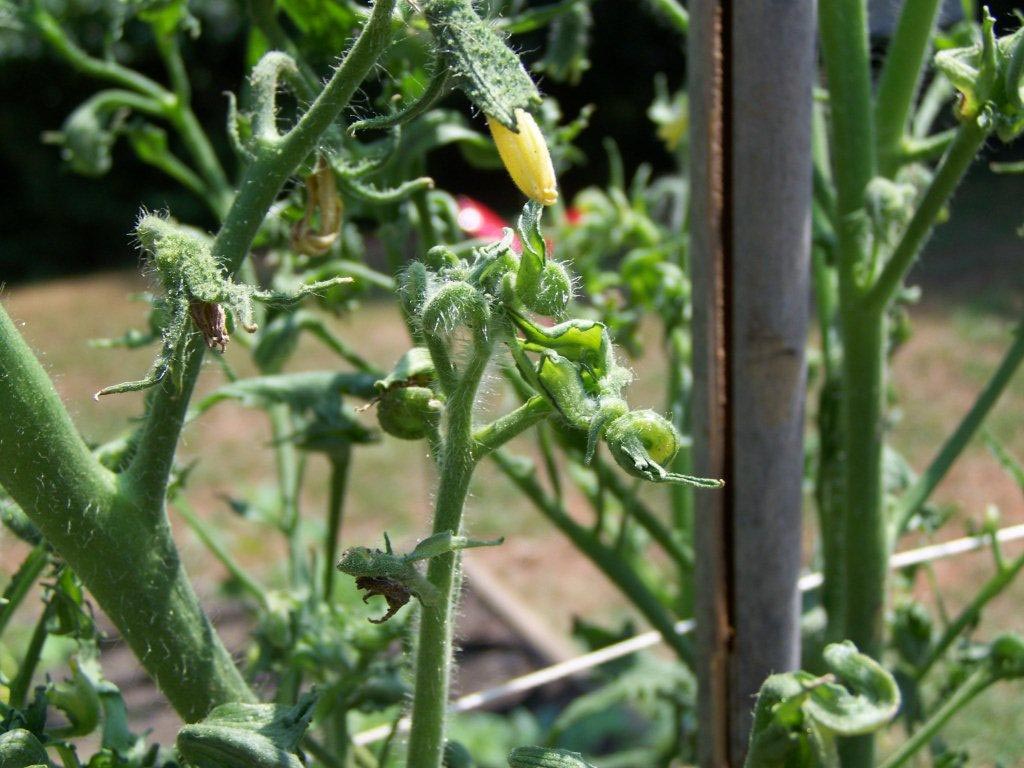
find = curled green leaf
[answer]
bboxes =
[177,694,315,768]
[422,0,541,130]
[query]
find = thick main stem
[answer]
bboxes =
[836,306,887,767]
[406,344,491,768]
[0,304,254,720]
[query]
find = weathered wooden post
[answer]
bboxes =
[688,0,816,763]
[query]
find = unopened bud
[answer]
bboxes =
[487,109,558,206]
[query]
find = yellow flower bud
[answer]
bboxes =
[487,109,558,206]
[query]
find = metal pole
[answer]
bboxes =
[689,0,815,762]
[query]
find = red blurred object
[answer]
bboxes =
[456,196,509,241]
[455,196,582,255]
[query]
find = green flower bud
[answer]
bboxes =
[603,410,723,488]
[398,261,431,318]
[444,741,475,768]
[426,245,461,270]
[0,729,48,768]
[990,633,1024,679]
[377,386,442,441]
[513,202,569,313]
[507,747,596,768]
[421,281,491,339]
[530,260,573,316]
[605,409,679,470]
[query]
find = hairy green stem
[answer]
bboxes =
[126,0,397,510]
[879,667,994,768]
[874,0,943,176]
[405,337,493,768]
[0,304,253,719]
[818,0,875,290]
[493,450,693,664]
[894,321,1024,539]
[2,0,397,722]
[471,396,550,459]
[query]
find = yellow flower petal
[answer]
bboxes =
[487,109,558,206]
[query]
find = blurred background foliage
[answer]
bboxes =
[0,0,688,281]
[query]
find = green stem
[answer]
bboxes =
[153,34,231,211]
[818,0,875,289]
[173,496,267,607]
[471,396,550,459]
[879,668,994,768]
[916,549,1024,680]
[865,116,991,313]
[900,129,957,165]
[125,0,397,512]
[405,336,494,768]
[836,308,887,658]
[0,544,49,638]
[874,0,943,176]
[894,321,1024,539]
[835,306,887,768]
[323,450,352,599]
[0,304,254,720]
[8,600,54,708]
[248,0,327,99]
[492,450,693,664]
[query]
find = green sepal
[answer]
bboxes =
[422,0,541,129]
[510,313,610,383]
[377,386,441,441]
[375,347,436,392]
[534,352,598,429]
[176,694,316,768]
